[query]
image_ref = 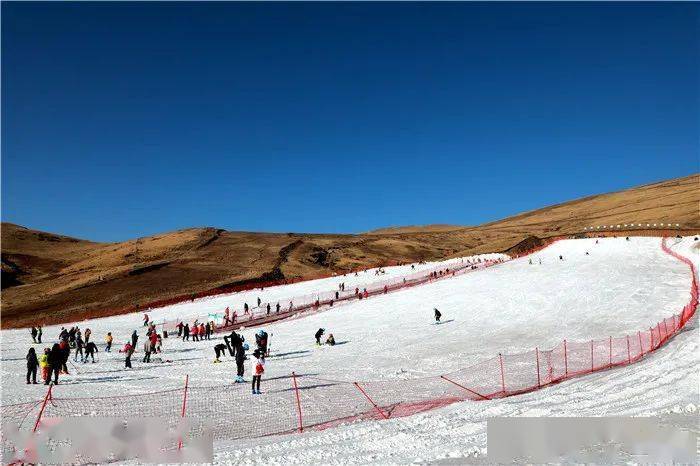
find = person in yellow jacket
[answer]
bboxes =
[105,332,113,352]
[39,348,50,384]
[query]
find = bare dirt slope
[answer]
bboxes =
[2,174,698,328]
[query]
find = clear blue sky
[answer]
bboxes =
[2,2,698,242]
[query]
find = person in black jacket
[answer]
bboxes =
[434,308,442,323]
[315,328,325,346]
[26,348,39,384]
[31,327,38,343]
[84,341,98,363]
[48,343,63,384]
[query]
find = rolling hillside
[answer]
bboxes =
[2,174,698,328]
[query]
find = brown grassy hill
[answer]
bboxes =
[2,174,698,328]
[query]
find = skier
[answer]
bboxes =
[192,323,199,342]
[257,297,261,307]
[224,307,231,326]
[143,340,152,363]
[255,330,268,354]
[26,348,39,384]
[37,325,42,344]
[315,328,325,346]
[213,343,228,363]
[244,303,249,315]
[276,302,280,313]
[84,341,98,363]
[48,343,63,384]
[74,335,85,362]
[266,303,271,315]
[120,342,134,368]
[434,308,442,323]
[559,255,563,261]
[183,323,190,341]
[131,330,139,347]
[143,313,150,326]
[326,334,336,346]
[176,321,184,337]
[84,328,92,343]
[59,327,68,341]
[105,332,113,352]
[251,349,265,395]
[59,339,70,374]
[235,343,248,381]
[39,348,50,384]
[31,326,38,343]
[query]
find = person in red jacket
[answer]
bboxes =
[149,332,158,353]
[120,342,134,368]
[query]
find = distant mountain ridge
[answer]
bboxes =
[2,174,698,328]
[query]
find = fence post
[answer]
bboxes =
[353,382,388,420]
[663,319,669,340]
[590,340,594,371]
[563,340,568,377]
[178,374,189,450]
[33,383,53,433]
[291,372,303,433]
[637,331,643,355]
[657,322,662,345]
[498,353,506,394]
[626,336,631,364]
[535,348,541,388]
[608,336,612,367]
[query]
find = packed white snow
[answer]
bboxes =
[1,236,697,464]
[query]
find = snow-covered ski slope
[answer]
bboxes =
[1,236,697,464]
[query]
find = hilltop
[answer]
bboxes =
[2,174,698,328]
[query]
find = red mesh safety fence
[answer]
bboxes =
[3,237,696,463]
[158,255,510,334]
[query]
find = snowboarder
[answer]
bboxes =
[434,308,442,323]
[315,328,325,346]
[105,332,113,352]
[251,349,265,394]
[84,341,98,363]
[26,348,39,384]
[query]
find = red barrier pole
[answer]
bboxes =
[291,372,303,433]
[637,331,643,355]
[657,322,662,345]
[535,348,541,388]
[608,336,612,368]
[354,382,388,420]
[563,340,568,377]
[590,340,594,371]
[33,383,53,433]
[441,375,491,401]
[663,319,669,340]
[178,374,189,450]
[626,336,631,364]
[499,354,506,394]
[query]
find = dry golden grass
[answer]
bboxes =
[2,174,698,328]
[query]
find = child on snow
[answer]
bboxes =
[105,332,113,352]
[251,349,265,394]
[40,348,50,384]
[26,348,39,384]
